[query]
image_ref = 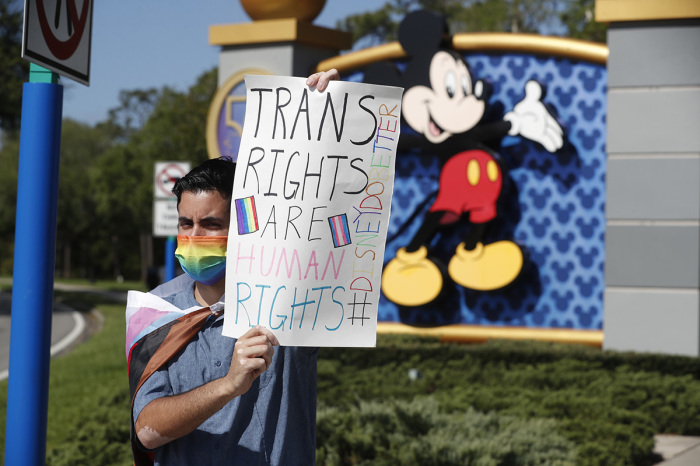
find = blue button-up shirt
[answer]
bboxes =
[132,283,318,465]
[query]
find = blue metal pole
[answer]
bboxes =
[165,236,177,282]
[5,68,63,465]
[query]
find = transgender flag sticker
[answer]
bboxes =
[235,196,259,235]
[328,213,351,248]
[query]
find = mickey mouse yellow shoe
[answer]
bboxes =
[381,246,443,306]
[448,241,523,291]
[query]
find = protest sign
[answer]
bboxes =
[223,75,402,347]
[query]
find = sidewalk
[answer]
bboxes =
[52,281,129,302]
[0,277,129,302]
[654,435,700,465]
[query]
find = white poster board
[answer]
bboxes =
[223,75,403,347]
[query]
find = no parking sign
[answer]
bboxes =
[153,162,190,237]
[22,0,94,85]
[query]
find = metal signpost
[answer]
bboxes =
[5,1,93,464]
[153,162,190,281]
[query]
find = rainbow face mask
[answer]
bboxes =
[174,235,228,286]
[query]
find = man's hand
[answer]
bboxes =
[306,69,340,92]
[504,80,564,153]
[222,326,279,398]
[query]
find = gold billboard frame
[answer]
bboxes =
[315,33,607,75]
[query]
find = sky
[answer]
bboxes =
[57,0,381,126]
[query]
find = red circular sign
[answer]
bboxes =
[35,0,91,60]
[157,164,188,198]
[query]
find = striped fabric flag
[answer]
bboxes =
[235,196,259,235]
[328,213,351,248]
[124,289,201,358]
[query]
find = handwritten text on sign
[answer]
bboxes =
[223,75,402,347]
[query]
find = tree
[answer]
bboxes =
[0,0,29,131]
[91,142,150,280]
[560,0,606,43]
[99,88,162,143]
[55,119,112,279]
[0,130,20,274]
[90,67,218,282]
[127,68,216,281]
[337,0,606,46]
[0,67,219,282]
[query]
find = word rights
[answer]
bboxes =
[223,75,403,347]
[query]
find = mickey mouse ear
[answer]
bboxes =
[398,10,450,57]
[363,61,402,87]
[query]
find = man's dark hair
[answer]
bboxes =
[172,157,236,206]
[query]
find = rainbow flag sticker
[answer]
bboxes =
[235,196,259,235]
[328,213,351,248]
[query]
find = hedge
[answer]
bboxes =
[1,292,698,465]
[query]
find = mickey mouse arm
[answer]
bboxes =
[439,121,512,155]
[397,121,511,156]
[465,120,512,143]
[397,133,427,152]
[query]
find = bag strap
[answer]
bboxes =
[129,306,223,465]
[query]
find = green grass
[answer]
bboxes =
[1,288,700,465]
[44,296,132,464]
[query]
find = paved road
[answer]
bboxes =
[0,291,83,379]
[0,281,128,380]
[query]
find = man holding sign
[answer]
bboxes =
[127,69,402,465]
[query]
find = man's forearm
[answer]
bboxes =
[135,377,238,449]
[135,325,278,450]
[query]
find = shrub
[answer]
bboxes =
[46,388,132,466]
[2,293,699,466]
[317,337,700,464]
[316,397,577,465]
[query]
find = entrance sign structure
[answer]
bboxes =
[6,1,93,464]
[207,1,351,161]
[22,0,94,85]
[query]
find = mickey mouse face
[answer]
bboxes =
[403,51,486,144]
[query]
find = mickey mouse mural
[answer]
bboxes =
[364,10,564,307]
